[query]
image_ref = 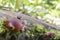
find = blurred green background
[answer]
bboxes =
[0,0,60,25]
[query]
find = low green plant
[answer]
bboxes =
[0,17,60,40]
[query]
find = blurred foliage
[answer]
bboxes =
[0,0,60,25]
[0,0,60,17]
[0,0,60,40]
[0,1,60,18]
[0,17,60,40]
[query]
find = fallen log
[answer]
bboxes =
[0,9,60,30]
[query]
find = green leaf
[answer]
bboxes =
[15,0,22,9]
